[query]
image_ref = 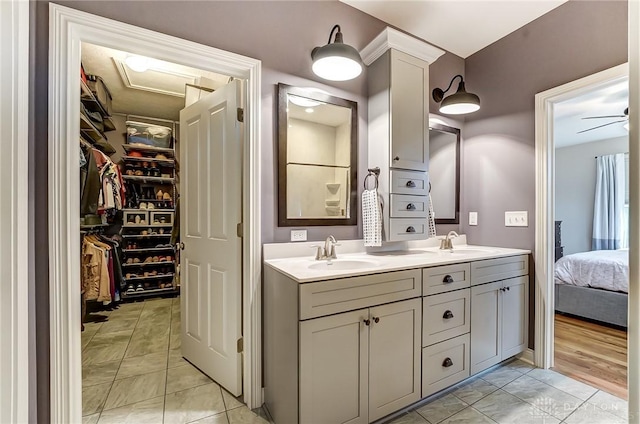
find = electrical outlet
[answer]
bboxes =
[505,211,528,227]
[469,212,478,226]
[290,229,307,241]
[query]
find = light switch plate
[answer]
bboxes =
[291,229,307,241]
[469,212,478,226]
[505,211,528,227]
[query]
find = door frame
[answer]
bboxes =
[0,0,31,422]
[48,4,262,423]
[533,62,628,367]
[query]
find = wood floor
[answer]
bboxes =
[553,313,628,399]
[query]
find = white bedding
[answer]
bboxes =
[554,249,629,293]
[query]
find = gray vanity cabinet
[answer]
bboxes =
[470,256,529,375]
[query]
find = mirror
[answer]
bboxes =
[278,83,358,226]
[429,123,460,224]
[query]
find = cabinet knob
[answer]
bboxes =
[506,286,510,291]
[443,275,454,284]
[394,156,400,161]
[443,310,454,319]
[442,357,454,368]
[373,316,380,324]
[363,319,370,326]
[406,203,416,210]
[405,180,416,188]
[406,226,416,233]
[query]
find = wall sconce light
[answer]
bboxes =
[311,25,363,81]
[432,74,480,115]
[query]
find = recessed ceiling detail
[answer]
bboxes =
[114,58,198,98]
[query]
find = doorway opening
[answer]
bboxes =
[49,5,262,423]
[534,63,629,398]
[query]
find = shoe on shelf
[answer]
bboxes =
[135,283,144,292]
[139,202,147,209]
[126,284,135,293]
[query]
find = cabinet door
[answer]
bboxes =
[300,310,368,424]
[368,299,421,422]
[470,281,502,375]
[501,276,529,359]
[390,50,429,172]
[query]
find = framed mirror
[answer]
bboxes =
[278,83,358,226]
[429,123,460,224]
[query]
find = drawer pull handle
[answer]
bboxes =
[443,275,454,284]
[373,316,380,324]
[363,319,370,326]
[442,357,454,368]
[406,226,416,233]
[406,180,416,188]
[406,203,416,210]
[443,310,454,319]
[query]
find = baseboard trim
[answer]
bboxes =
[518,348,535,366]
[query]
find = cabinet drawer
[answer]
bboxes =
[388,219,428,242]
[471,255,528,286]
[390,194,428,218]
[390,170,429,196]
[299,269,421,320]
[423,263,470,295]
[422,333,470,397]
[422,289,470,346]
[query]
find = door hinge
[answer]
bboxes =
[237,107,244,123]
[237,337,244,353]
[236,222,243,238]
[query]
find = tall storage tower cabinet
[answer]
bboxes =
[363,28,445,242]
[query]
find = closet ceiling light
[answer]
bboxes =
[432,74,481,115]
[125,55,150,73]
[311,25,363,81]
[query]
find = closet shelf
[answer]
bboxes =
[122,156,175,167]
[121,234,172,238]
[123,247,174,253]
[122,286,177,298]
[122,175,175,184]
[122,223,173,228]
[80,223,109,230]
[123,144,175,158]
[80,113,107,143]
[122,208,175,213]
[80,79,115,131]
[123,273,175,281]
[122,261,176,268]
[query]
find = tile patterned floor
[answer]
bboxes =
[82,297,270,424]
[84,299,628,423]
[387,359,628,424]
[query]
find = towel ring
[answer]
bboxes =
[364,173,379,190]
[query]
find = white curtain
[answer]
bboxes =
[592,153,625,250]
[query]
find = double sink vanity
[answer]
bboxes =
[263,236,530,424]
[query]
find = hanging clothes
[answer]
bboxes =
[92,148,126,212]
[80,143,102,217]
[82,235,112,303]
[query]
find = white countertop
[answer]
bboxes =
[264,244,530,283]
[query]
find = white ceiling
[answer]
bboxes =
[341,0,568,58]
[554,78,629,148]
[81,43,231,120]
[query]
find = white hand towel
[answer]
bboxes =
[362,188,382,247]
[427,193,437,238]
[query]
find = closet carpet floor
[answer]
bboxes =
[82,296,271,424]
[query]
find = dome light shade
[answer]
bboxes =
[311,25,363,81]
[433,75,480,115]
[125,55,150,72]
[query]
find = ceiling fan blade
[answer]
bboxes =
[582,115,627,119]
[577,119,627,134]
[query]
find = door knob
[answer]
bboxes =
[406,226,416,233]
[406,180,416,188]
[406,203,416,210]
[373,316,380,323]
[443,275,454,284]
[179,242,185,250]
[443,310,454,319]
[363,319,370,326]
[394,156,400,161]
[442,357,453,368]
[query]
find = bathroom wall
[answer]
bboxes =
[555,136,628,255]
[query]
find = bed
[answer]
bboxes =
[554,249,628,328]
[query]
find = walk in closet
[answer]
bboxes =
[79,42,234,420]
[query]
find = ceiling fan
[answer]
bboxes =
[578,107,628,134]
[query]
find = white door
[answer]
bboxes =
[180,79,243,396]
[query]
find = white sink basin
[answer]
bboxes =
[309,259,380,270]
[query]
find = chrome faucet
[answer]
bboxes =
[440,231,459,250]
[312,235,340,260]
